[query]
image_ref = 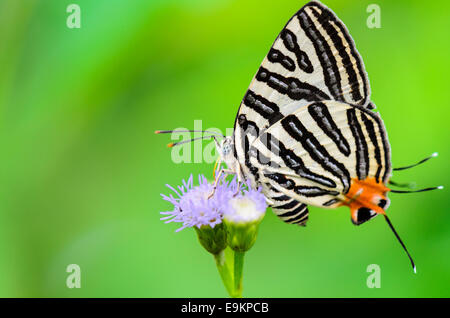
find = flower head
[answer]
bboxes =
[160,174,236,232]
[224,187,267,224]
[160,175,268,254]
[222,187,267,253]
[160,175,267,230]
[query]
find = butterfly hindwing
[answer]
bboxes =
[263,184,309,226]
[249,101,391,208]
[272,201,309,227]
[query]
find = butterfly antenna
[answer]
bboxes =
[388,180,416,189]
[155,130,225,138]
[393,152,438,171]
[390,186,443,194]
[384,215,416,273]
[167,135,216,148]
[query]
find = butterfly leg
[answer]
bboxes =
[233,184,241,197]
[208,168,236,199]
[232,164,243,197]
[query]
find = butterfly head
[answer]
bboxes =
[215,136,237,167]
[342,178,390,226]
[217,137,233,157]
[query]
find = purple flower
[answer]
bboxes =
[222,186,267,253]
[224,187,267,224]
[160,175,234,232]
[160,175,267,232]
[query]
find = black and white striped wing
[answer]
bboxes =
[248,101,391,208]
[234,0,374,164]
[263,185,309,226]
[233,1,374,225]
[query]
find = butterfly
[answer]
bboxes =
[157,1,441,271]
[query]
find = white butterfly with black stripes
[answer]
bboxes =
[218,1,384,226]
[212,1,441,271]
[158,1,442,271]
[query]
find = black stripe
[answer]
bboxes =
[256,67,330,102]
[277,202,309,223]
[273,199,302,211]
[282,205,308,219]
[372,114,391,183]
[323,198,340,207]
[249,146,281,169]
[266,184,281,194]
[267,48,296,72]
[264,173,295,190]
[238,115,260,181]
[281,115,351,193]
[260,132,337,188]
[291,215,308,226]
[265,173,339,197]
[361,112,382,182]
[280,29,314,73]
[367,102,376,110]
[286,210,309,224]
[297,8,343,101]
[341,32,368,105]
[243,90,284,126]
[233,119,239,159]
[308,5,363,103]
[271,194,291,202]
[318,3,370,104]
[347,108,369,180]
[308,102,351,156]
[294,186,339,197]
[276,203,307,218]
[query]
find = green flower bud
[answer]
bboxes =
[194,222,227,255]
[223,195,267,253]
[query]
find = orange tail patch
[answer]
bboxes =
[341,177,390,225]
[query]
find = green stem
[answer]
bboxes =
[213,249,234,297]
[214,248,246,298]
[233,251,245,298]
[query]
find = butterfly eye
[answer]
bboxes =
[223,145,230,155]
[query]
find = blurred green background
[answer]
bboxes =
[0,0,449,298]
